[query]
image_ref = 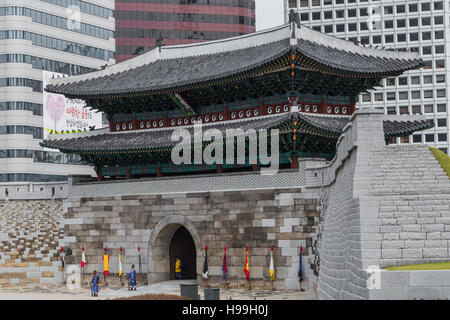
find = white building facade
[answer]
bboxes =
[0,0,115,184]
[284,0,449,154]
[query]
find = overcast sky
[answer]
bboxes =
[255,0,285,31]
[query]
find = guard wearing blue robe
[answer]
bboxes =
[128,264,137,290]
[91,270,99,297]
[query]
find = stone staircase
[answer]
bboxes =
[0,200,64,287]
[369,145,450,196]
[369,145,450,267]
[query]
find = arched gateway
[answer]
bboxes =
[147,215,201,283]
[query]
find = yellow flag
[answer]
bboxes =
[103,254,109,275]
[118,253,123,277]
[269,248,275,281]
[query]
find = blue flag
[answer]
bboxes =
[298,246,303,281]
[222,247,227,280]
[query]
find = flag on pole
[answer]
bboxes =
[138,246,142,273]
[298,246,303,281]
[103,246,109,276]
[81,246,86,268]
[118,246,123,277]
[202,245,208,279]
[244,246,250,281]
[269,246,275,281]
[222,246,227,280]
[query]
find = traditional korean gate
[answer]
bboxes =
[169,226,197,280]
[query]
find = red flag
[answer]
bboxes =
[244,247,250,281]
[81,246,86,268]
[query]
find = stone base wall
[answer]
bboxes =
[63,188,320,292]
[0,200,65,287]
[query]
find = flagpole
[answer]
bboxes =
[202,245,208,288]
[299,245,305,292]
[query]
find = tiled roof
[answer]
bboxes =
[45,24,422,98]
[40,113,433,153]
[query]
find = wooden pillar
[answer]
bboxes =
[290,156,299,169]
[109,121,114,132]
[252,163,259,171]
[321,98,328,114]
[216,164,223,173]
[132,115,138,129]
[126,169,132,179]
[163,114,169,127]
[96,167,103,182]
[156,167,163,177]
[258,100,265,116]
[223,106,230,121]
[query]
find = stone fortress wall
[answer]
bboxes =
[0,200,65,287]
[308,110,450,299]
[63,187,321,291]
[0,109,449,299]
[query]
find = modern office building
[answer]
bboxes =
[0,0,115,183]
[284,0,449,154]
[115,0,256,62]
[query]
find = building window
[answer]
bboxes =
[438,133,447,142]
[424,75,433,84]
[385,20,394,29]
[384,6,393,14]
[324,11,332,19]
[411,76,420,85]
[399,106,409,114]
[400,136,410,143]
[373,35,382,44]
[312,12,321,20]
[336,24,345,32]
[362,93,371,102]
[387,107,396,115]
[396,5,406,13]
[385,35,394,43]
[398,92,408,100]
[349,23,357,32]
[425,134,435,142]
[435,45,445,54]
[412,105,421,114]
[288,0,297,8]
[434,1,443,10]
[437,118,447,127]
[436,89,446,98]
[435,30,444,39]
[412,135,422,143]
[374,93,383,101]
[434,16,444,25]
[411,91,421,99]
[421,3,431,11]
[409,18,418,27]
[422,31,432,40]
[387,92,396,101]
[424,105,434,113]
[397,19,406,28]
[436,60,445,69]
[424,90,434,99]
[422,17,431,26]
[409,4,418,12]
[423,46,432,55]
[437,104,446,112]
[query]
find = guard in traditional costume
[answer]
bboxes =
[128,264,137,290]
[91,270,99,297]
[175,257,182,280]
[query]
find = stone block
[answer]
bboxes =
[404,287,443,300]
[369,288,404,300]
[410,271,450,287]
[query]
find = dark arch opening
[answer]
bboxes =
[169,226,197,280]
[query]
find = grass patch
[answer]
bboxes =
[430,147,450,178]
[384,261,450,271]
